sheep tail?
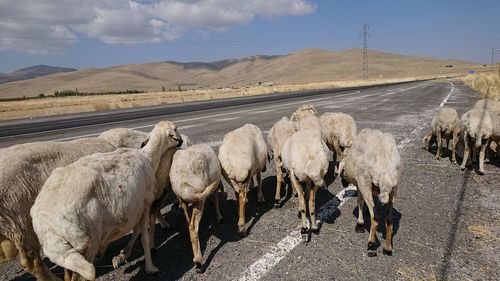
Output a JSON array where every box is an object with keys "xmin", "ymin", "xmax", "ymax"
[
  {"xmin": 378, "ymin": 172, "xmax": 396, "ymax": 205},
  {"xmin": 42, "ymin": 232, "xmax": 95, "ymax": 280},
  {"xmin": 181, "ymin": 180, "xmax": 221, "ymax": 202}
]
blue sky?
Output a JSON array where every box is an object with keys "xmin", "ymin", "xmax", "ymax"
[{"xmin": 0, "ymin": 0, "xmax": 499, "ymax": 72}]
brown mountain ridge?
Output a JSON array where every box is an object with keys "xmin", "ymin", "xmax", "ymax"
[{"xmin": 0, "ymin": 48, "xmax": 482, "ymax": 98}]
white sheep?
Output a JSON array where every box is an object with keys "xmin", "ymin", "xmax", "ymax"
[
  {"xmin": 281, "ymin": 128, "xmax": 329, "ymax": 241},
  {"xmin": 170, "ymin": 144, "xmax": 222, "ymax": 271},
  {"xmin": 218, "ymin": 124, "xmax": 267, "ymax": 236},
  {"xmin": 423, "ymin": 107, "xmax": 461, "ymax": 163},
  {"xmin": 290, "ymin": 104, "xmax": 318, "ymax": 124},
  {"xmin": 0, "ymin": 137, "xmax": 116, "ymax": 281},
  {"xmin": 460, "ymin": 109, "xmax": 493, "ymax": 174},
  {"xmin": 319, "ymin": 112, "xmax": 357, "ymax": 169},
  {"xmin": 473, "ymin": 99, "xmax": 500, "ymax": 159},
  {"xmin": 99, "ymin": 128, "xmax": 192, "ymax": 149},
  {"xmin": 31, "ymin": 121, "xmax": 183, "ymax": 281},
  {"xmin": 267, "ymin": 117, "xmax": 297, "ymax": 207},
  {"xmin": 341, "ymin": 128, "xmax": 401, "ymax": 257}
]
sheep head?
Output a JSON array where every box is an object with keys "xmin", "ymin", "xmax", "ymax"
[{"xmin": 141, "ymin": 121, "xmax": 183, "ymax": 150}]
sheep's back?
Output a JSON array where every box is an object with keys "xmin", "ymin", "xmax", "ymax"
[
  {"xmin": 0, "ymin": 138, "xmax": 115, "ymax": 242},
  {"xmin": 345, "ymin": 129, "xmax": 401, "ymax": 199},
  {"xmin": 268, "ymin": 117, "xmax": 295, "ymax": 157},
  {"xmin": 170, "ymin": 144, "xmax": 220, "ymax": 197}
]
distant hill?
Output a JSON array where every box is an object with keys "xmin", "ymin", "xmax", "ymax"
[
  {"xmin": 0, "ymin": 49, "xmax": 484, "ymax": 98},
  {"xmin": 0, "ymin": 65, "xmax": 77, "ymax": 84}
]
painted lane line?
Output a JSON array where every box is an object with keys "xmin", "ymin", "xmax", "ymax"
[
  {"xmin": 51, "ymin": 124, "xmax": 202, "ymax": 142},
  {"xmin": 238, "ymin": 184, "xmax": 357, "ymax": 281},
  {"xmin": 439, "ymin": 81, "xmax": 454, "ymax": 108},
  {"xmin": 236, "ymin": 81, "xmax": 453, "ymax": 281}
]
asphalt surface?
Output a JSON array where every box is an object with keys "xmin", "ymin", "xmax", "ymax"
[{"xmin": 1, "ymin": 80, "xmax": 498, "ymax": 281}]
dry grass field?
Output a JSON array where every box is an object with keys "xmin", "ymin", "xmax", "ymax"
[
  {"xmin": 461, "ymin": 72, "xmax": 500, "ymax": 100},
  {"xmin": 0, "ymin": 48, "xmax": 489, "ymax": 120},
  {"xmin": 0, "ymin": 75, "xmax": 463, "ymax": 120}
]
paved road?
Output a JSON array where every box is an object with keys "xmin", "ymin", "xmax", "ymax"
[{"xmin": 1, "ymin": 80, "xmax": 498, "ymax": 281}]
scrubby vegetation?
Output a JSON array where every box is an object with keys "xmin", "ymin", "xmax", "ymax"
[
  {"xmin": 461, "ymin": 72, "xmax": 500, "ymax": 100},
  {"xmin": 0, "ymin": 89, "xmax": 144, "ymax": 102}
]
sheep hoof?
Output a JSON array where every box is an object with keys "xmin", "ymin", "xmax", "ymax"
[
  {"xmin": 300, "ymin": 228, "xmax": 309, "ymax": 243},
  {"xmin": 382, "ymin": 248, "xmax": 393, "ymax": 256},
  {"xmin": 194, "ymin": 262, "xmax": 203, "ymax": 273},
  {"xmin": 146, "ymin": 265, "xmax": 160, "ymax": 276},
  {"xmin": 311, "ymin": 227, "xmax": 319, "ymax": 235},
  {"xmin": 367, "ymin": 242, "xmax": 377, "ymax": 257},
  {"xmin": 460, "ymin": 166, "xmax": 466, "ymax": 170},
  {"xmin": 451, "ymin": 160, "xmax": 457, "ymax": 164},
  {"xmin": 237, "ymin": 230, "xmax": 247, "ymax": 238},
  {"xmin": 112, "ymin": 255, "xmax": 125, "ymax": 269},
  {"xmin": 355, "ymin": 223, "xmax": 365, "ymax": 233},
  {"xmin": 477, "ymin": 170, "xmax": 485, "ymax": 175},
  {"xmin": 435, "ymin": 156, "xmax": 440, "ymax": 160}
]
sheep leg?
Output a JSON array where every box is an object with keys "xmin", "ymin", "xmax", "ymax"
[
  {"xmin": 333, "ymin": 140, "xmax": 342, "ymax": 161},
  {"xmin": 451, "ymin": 131, "xmax": 458, "ymax": 164},
  {"xmin": 478, "ymin": 143, "xmax": 487, "ymax": 175},
  {"xmin": 355, "ymin": 194, "xmax": 365, "ymax": 233},
  {"xmin": 112, "ymin": 224, "xmax": 142, "ymax": 268},
  {"xmin": 290, "ymin": 171, "xmax": 308, "ymax": 242},
  {"xmin": 309, "ymin": 183, "xmax": 320, "ymax": 234},
  {"xmin": 94, "ymin": 242, "xmax": 109, "ymax": 262},
  {"xmin": 16, "ymin": 242, "xmax": 60, "ymax": 281},
  {"xmin": 256, "ymin": 172, "xmax": 265, "ymax": 203},
  {"xmin": 362, "ymin": 188, "xmax": 378, "ymax": 257},
  {"xmin": 461, "ymin": 135, "xmax": 470, "ymax": 170},
  {"xmin": 0, "ymin": 235, "xmax": 18, "ymax": 263},
  {"xmin": 422, "ymin": 130, "xmax": 432, "ymax": 150},
  {"xmin": 189, "ymin": 201, "xmax": 205, "ymax": 272},
  {"xmin": 140, "ymin": 208, "xmax": 159, "ymax": 275},
  {"xmin": 210, "ymin": 191, "xmax": 223, "ymax": 224},
  {"xmin": 472, "ymin": 144, "xmax": 477, "ymax": 164},
  {"xmin": 237, "ymin": 188, "xmax": 248, "ymax": 236},
  {"xmin": 435, "ymin": 130, "xmax": 442, "ymax": 160},
  {"xmin": 274, "ymin": 158, "xmax": 284, "ymax": 207},
  {"xmin": 383, "ymin": 192, "xmax": 395, "ymax": 256}
]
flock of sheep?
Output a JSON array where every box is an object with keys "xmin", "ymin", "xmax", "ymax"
[
  {"xmin": 422, "ymin": 99, "xmax": 500, "ymax": 175},
  {"xmin": 0, "ymin": 97, "xmax": 498, "ymax": 281}
]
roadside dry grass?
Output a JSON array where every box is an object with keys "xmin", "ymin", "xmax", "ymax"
[
  {"xmin": 0, "ymin": 75, "xmax": 460, "ymax": 121},
  {"xmin": 461, "ymin": 72, "xmax": 500, "ymax": 100}
]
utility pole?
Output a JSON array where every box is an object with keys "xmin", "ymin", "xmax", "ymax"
[
  {"xmin": 360, "ymin": 24, "xmax": 370, "ymax": 79},
  {"xmin": 492, "ymin": 48, "xmax": 500, "ymax": 77}
]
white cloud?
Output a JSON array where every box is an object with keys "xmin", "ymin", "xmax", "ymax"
[{"xmin": 0, "ymin": 0, "xmax": 316, "ymax": 54}]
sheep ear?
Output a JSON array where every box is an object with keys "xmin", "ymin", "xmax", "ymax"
[{"xmin": 141, "ymin": 137, "xmax": 150, "ymax": 148}]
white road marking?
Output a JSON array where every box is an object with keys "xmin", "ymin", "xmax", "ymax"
[
  {"xmin": 439, "ymin": 81, "xmax": 454, "ymax": 108},
  {"xmin": 50, "ymin": 124, "xmax": 202, "ymax": 142},
  {"xmin": 214, "ymin": 117, "xmax": 240, "ymax": 122},
  {"xmin": 237, "ymin": 81, "xmax": 454, "ymax": 281},
  {"xmin": 397, "ymin": 81, "xmax": 454, "ymax": 151}
]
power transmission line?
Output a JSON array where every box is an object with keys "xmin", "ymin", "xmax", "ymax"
[{"xmin": 360, "ymin": 24, "xmax": 370, "ymax": 79}]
